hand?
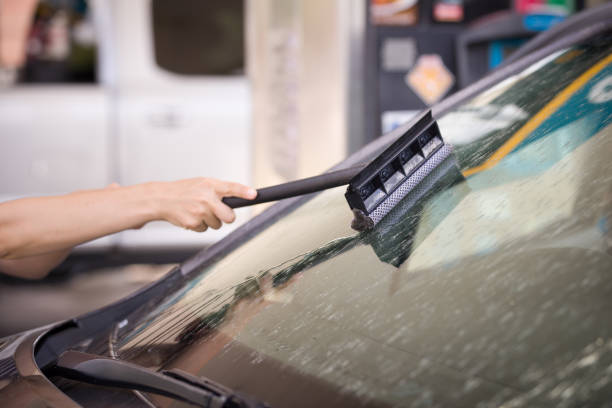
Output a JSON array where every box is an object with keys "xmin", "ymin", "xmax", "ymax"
[{"xmin": 153, "ymin": 178, "xmax": 257, "ymax": 232}]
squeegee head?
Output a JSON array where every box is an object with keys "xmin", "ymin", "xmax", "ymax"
[{"xmin": 345, "ymin": 110, "xmax": 452, "ymax": 231}]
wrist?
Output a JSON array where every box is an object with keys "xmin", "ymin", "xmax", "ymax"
[{"xmin": 131, "ymin": 182, "xmax": 166, "ymax": 222}]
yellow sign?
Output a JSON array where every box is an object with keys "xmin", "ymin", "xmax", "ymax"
[{"xmin": 406, "ymin": 54, "xmax": 454, "ymax": 105}]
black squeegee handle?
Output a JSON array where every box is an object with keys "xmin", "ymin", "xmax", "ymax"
[{"xmin": 222, "ymin": 165, "xmax": 365, "ymax": 209}]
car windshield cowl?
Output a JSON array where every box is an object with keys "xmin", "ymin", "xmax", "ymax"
[{"xmin": 45, "ymin": 350, "xmax": 270, "ymax": 408}]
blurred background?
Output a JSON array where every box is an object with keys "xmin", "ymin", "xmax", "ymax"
[{"xmin": 0, "ymin": 0, "xmax": 607, "ymax": 336}]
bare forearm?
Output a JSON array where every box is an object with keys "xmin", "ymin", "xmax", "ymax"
[
  {"xmin": 0, "ymin": 178, "xmax": 256, "ymax": 263},
  {"xmin": 0, "ymin": 183, "xmax": 160, "ymax": 259},
  {"xmin": 0, "ymin": 249, "xmax": 71, "ymax": 279}
]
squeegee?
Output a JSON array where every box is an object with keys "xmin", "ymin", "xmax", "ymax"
[{"xmin": 222, "ymin": 110, "xmax": 453, "ymax": 231}]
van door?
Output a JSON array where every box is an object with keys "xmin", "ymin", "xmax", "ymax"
[{"xmin": 97, "ymin": 0, "xmax": 251, "ymax": 249}]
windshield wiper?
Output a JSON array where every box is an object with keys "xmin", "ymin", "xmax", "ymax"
[{"xmin": 45, "ymin": 350, "xmax": 269, "ymax": 408}]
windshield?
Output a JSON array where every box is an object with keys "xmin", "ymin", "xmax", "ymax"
[{"xmin": 64, "ymin": 37, "xmax": 612, "ymax": 407}]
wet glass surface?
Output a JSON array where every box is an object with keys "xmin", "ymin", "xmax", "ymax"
[{"xmin": 63, "ymin": 39, "xmax": 612, "ymax": 407}]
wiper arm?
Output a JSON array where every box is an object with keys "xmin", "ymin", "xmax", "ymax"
[{"xmin": 45, "ymin": 350, "xmax": 269, "ymax": 408}]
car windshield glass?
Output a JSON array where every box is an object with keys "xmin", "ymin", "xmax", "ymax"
[{"xmin": 79, "ymin": 37, "xmax": 612, "ymax": 407}]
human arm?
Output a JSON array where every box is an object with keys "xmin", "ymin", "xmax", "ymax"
[
  {"xmin": 0, "ymin": 178, "xmax": 256, "ymax": 261},
  {"xmin": 0, "ymin": 249, "xmax": 70, "ymax": 280}
]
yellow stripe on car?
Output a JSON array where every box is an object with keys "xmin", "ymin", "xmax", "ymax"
[{"xmin": 463, "ymin": 52, "xmax": 612, "ymax": 177}]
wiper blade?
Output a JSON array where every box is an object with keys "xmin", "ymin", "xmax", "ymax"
[{"xmin": 45, "ymin": 350, "xmax": 269, "ymax": 408}]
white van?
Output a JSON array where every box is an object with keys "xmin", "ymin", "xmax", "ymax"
[{"xmin": 0, "ymin": 0, "xmax": 251, "ymax": 255}]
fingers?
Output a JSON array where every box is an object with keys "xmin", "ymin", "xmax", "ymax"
[
  {"xmin": 213, "ymin": 180, "xmax": 257, "ymax": 200},
  {"xmin": 206, "ymin": 180, "xmax": 254, "ymax": 227},
  {"xmin": 209, "ymin": 180, "xmax": 253, "ymax": 226},
  {"xmin": 183, "ymin": 205, "xmax": 222, "ymax": 231},
  {"xmin": 201, "ymin": 211, "xmax": 222, "ymax": 230},
  {"xmin": 191, "ymin": 222, "xmax": 208, "ymax": 233},
  {"xmin": 161, "ymin": 178, "xmax": 251, "ymax": 233},
  {"xmin": 210, "ymin": 199, "xmax": 236, "ymax": 224}
]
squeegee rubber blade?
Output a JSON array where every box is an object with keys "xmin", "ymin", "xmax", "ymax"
[{"xmin": 368, "ymin": 144, "xmax": 453, "ymax": 227}]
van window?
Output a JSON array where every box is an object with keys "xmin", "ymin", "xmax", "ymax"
[
  {"xmin": 152, "ymin": 0, "xmax": 244, "ymax": 76},
  {"xmin": 21, "ymin": 0, "xmax": 97, "ymax": 83}
]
